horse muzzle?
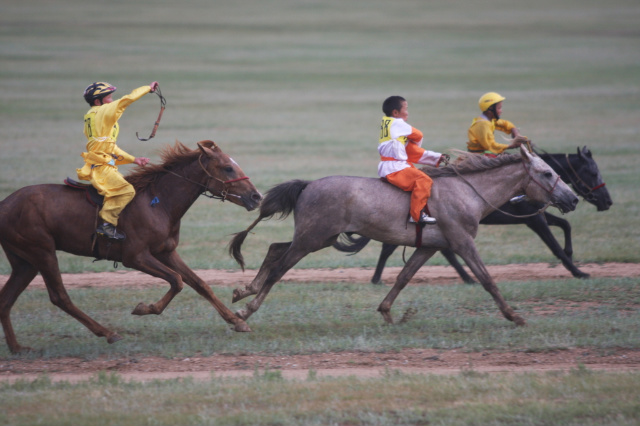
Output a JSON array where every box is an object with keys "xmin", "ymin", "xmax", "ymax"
[{"xmin": 553, "ymin": 192, "xmax": 579, "ymax": 214}]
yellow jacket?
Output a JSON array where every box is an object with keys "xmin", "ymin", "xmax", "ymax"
[
  {"xmin": 77, "ymin": 85, "xmax": 150, "ymax": 180},
  {"xmin": 467, "ymin": 116, "xmax": 516, "ymax": 154}
]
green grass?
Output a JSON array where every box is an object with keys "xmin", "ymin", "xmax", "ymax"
[
  {"xmin": 2, "ymin": 369, "xmax": 640, "ymax": 426},
  {"xmin": 1, "ymin": 277, "xmax": 640, "ymax": 425},
  {"xmin": 1, "ymin": 277, "xmax": 638, "ymax": 359}
]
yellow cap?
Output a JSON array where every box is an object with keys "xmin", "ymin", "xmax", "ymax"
[{"xmin": 478, "ymin": 92, "xmax": 505, "ymax": 112}]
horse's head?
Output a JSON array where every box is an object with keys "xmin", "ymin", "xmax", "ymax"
[
  {"xmin": 197, "ymin": 141, "xmax": 263, "ymax": 211},
  {"xmin": 572, "ymin": 146, "xmax": 612, "ymax": 211},
  {"xmin": 520, "ymin": 146, "xmax": 579, "ymax": 214}
]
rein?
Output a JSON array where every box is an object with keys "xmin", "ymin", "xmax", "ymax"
[
  {"xmin": 449, "ymin": 159, "xmax": 552, "ymax": 219},
  {"xmin": 164, "ymin": 154, "xmax": 250, "ymax": 201},
  {"xmin": 137, "ymin": 84, "xmax": 166, "ymax": 141}
]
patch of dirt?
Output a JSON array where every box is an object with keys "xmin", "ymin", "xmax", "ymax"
[{"xmin": 1, "ymin": 262, "xmax": 639, "ymax": 383}]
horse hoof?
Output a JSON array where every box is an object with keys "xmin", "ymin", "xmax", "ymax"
[
  {"xmin": 11, "ymin": 345, "xmax": 35, "ymax": 354},
  {"xmin": 131, "ymin": 302, "xmax": 150, "ymax": 315},
  {"xmin": 107, "ymin": 334, "xmax": 123, "ymax": 344},
  {"xmin": 513, "ymin": 316, "xmax": 526, "ymax": 326},
  {"xmin": 234, "ymin": 321, "xmax": 252, "ymax": 332}
]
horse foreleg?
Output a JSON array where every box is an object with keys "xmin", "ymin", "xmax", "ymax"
[
  {"xmin": 527, "ymin": 213, "xmax": 588, "ymax": 279},
  {"xmin": 455, "ymin": 243, "xmax": 526, "ymax": 326},
  {"xmin": 0, "ymin": 252, "xmax": 39, "ymax": 353},
  {"xmin": 158, "ymin": 251, "xmax": 251, "ymax": 332},
  {"xmin": 377, "ymin": 247, "xmax": 438, "ymax": 324},
  {"xmin": 371, "ymin": 243, "xmax": 398, "ymax": 285},
  {"xmin": 232, "ymin": 242, "xmax": 291, "ymax": 303},
  {"xmin": 127, "ymin": 252, "xmax": 186, "ymax": 316}
]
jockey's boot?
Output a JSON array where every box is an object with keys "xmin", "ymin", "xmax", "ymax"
[
  {"xmin": 509, "ymin": 195, "xmax": 528, "ymax": 204},
  {"xmin": 96, "ymin": 222, "xmax": 126, "ymax": 240},
  {"xmin": 409, "ymin": 212, "xmax": 437, "ymax": 225}
]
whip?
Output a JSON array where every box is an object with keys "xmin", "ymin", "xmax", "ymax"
[{"xmin": 137, "ymin": 84, "xmax": 166, "ymax": 141}]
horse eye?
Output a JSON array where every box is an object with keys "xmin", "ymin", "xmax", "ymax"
[
  {"xmin": 544, "ymin": 172, "xmax": 553, "ymax": 179},
  {"xmin": 225, "ymin": 166, "xmax": 234, "ymax": 173}
]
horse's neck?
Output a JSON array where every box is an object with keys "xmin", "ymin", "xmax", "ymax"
[
  {"xmin": 151, "ymin": 166, "xmax": 205, "ymax": 220},
  {"xmin": 457, "ymin": 161, "xmax": 528, "ymax": 214}
]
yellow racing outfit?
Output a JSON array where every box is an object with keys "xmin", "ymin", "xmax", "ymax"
[
  {"xmin": 77, "ymin": 85, "xmax": 151, "ymax": 226},
  {"xmin": 466, "ymin": 115, "xmax": 517, "ymax": 155}
]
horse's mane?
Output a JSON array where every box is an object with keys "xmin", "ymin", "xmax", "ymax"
[
  {"xmin": 126, "ymin": 141, "xmax": 200, "ymax": 192},
  {"xmin": 421, "ymin": 150, "xmax": 522, "ymax": 178}
]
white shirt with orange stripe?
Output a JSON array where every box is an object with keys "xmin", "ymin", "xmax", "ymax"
[{"xmin": 378, "ymin": 116, "xmax": 441, "ymax": 178}]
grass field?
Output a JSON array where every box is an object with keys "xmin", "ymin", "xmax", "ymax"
[{"xmin": 1, "ymin": 0, "xmax": 640, "ymax": 424}]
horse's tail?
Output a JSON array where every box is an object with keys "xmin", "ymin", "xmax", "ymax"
[
  {"xmin": 332, "ymin": 233, "xmax": 372, "ymax": 255},
  {"xmin": 229, "ymin": 179, "xmax": 311, "ymax": 270}
]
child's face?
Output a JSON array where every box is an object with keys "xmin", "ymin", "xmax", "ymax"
[
  {"xmin": 393, "ymin": 101, "xmax": 409, "ymax": 121},
  {"xmin": 494, "ymin": 101, "xmax": 503, "ymax": 117}
]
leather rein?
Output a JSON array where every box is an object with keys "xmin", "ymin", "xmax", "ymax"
[{"xmin": 449, "ymin": 156, "xmax": 556, "ymax": 219}]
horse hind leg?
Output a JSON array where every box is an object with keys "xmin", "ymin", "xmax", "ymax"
[
  {"xmin": 232, "ymin": 242, "xmax": 291, "ymax": 303},
  {"xmin": 378, "ymin": 247, "xmax": 438, "ymax": 324},
  {"xmin": 0, "ymin": 252, "xmax": 39, "ymax": 353},
  {"xmin": 36, "ymin": 252, "xmax": 123, "ymax": 344},
  {"xmin": 235, "ymin": 242, "xmax": 313, "ymax": 321}
]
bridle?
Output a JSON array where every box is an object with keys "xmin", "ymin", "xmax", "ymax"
[
  {"xmin": 535, "ymin": 148, "xmax": 606, "ymax": 202},
  {"xmin": 521, "ymin": 160, "xmax": 561, "ymax": 196},
  {"xmin": 164, "ymin": 154, "xmax": 250, "ymax": 201},
  {"xmin": 561, "ymin": 154, "xmax": 605, "ymax": 202}
]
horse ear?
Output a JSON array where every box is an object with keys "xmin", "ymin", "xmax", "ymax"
[
  {"xmin": 197, "ymin": 140, "xmax": 219, "ymax": 155},
  {"xmin": 520, "ymin": 144, "xmax": 533, "ymax": 163},
  {"xmin": 578, "ymin": 146, "xmax": 591, "ymax": 160}
]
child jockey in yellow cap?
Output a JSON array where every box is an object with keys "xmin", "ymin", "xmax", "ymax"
[
  {"xmin": 467, "ymin": 91, "xmax": 530, "ymax": 202},
  {"xmin": 77, "ymin": 81, "xmax": 157, "ymax": 240}
]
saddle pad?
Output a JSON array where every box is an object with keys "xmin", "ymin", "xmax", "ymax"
[{"xmin": 64, "ymin": 178, "xmax": 104, "ymax": 207}]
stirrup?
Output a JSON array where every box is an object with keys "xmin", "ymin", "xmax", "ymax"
[{"xmin": 96, "ymin": 223, "xmax": 126, "ymax": 240}]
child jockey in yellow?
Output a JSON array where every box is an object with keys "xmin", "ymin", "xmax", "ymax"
[
  {"xmin": 467, "ymin": 92, "xmax": 528, "ymax": 156},
  {"xmin": 467, "ymin": 92, "xmax": 530, "ymax": 202},
  {"xmin": 77, "ymin": 81, "xmax": 157, "ymax": 240},
  {"xmin": 378, "ymin": 96, "xmax": 446, "ymax": 225}
]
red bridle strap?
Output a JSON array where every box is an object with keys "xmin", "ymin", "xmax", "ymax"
[{"xmin": 224, "ymin": 176, "xmax": 250, "ymax": 184}]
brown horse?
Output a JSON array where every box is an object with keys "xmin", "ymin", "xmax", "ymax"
[{"xmin": 0, "ymin": 140, "xmax": 262, "ymax": 353}]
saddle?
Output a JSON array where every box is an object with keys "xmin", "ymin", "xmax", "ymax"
[{"xmin": 64, "ymin": 178, "xmax": 104, "ymax": 207}]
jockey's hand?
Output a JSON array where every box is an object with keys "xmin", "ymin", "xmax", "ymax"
[
  {"xmin": 149, "ymin": 81, "xmax": 159, "ymax": 92},
  {"xmin": 513, "ymin": 135, "xmax": 530, "ymax": 145},
  {"xmin": 438, "ymin": 154, "xmax": 450, "ymax": 167},
  {"xmin": 134, "ymin": 157, "xmax": 150, "ymax": 167}
]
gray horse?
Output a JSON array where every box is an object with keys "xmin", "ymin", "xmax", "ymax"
[{"xmin": 229, "ymin": 146, "xmax": 578, "ymax": 326}]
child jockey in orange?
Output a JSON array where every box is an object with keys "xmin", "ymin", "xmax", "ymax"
[{"xmin": 378, "ymin": 96, "xmax": 446, "ymax": 225}]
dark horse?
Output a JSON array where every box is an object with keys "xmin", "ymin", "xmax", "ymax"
[
  {"xmin": 229, "ymin": 147, "xmax": 578, "ymax": 326},
  {"xmin": 0, "ymin": 141, "xmax": 262, "ymax": 353},
  {"xmin": 335, "ymin": 146, "xmax": 612, "ymax": 284}
]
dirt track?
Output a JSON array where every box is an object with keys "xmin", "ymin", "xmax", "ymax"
[{"xmin": 1, "ymin": 262, "xmax": 639, "ymax": 383}]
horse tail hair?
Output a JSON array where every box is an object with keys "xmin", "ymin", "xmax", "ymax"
[
  {"xmin": 332, "ymin": 233, "xmax": 372, "ymax": 255},
  {"xmin": 228, "ymin": 179, "xmax": 311, "ymax": 270}
]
